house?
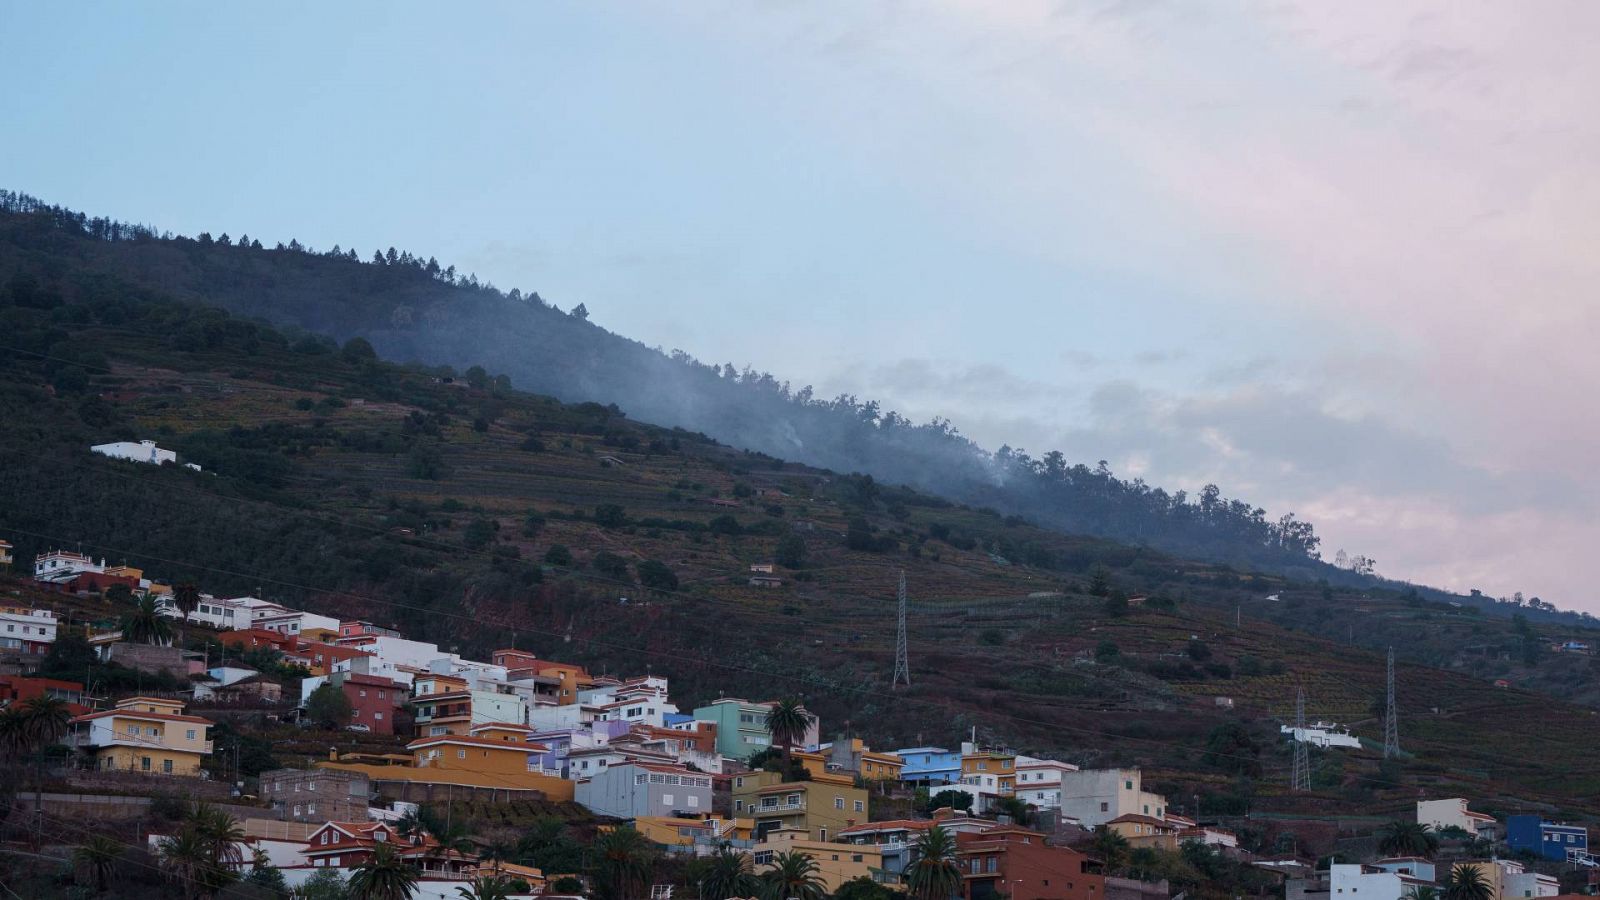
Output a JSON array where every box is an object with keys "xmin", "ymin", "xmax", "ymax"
[
  {"xmin": 632, "ymin": 815, "xmax": 752, "ymax": 852},
  {"xmin": 1281, "ymin": 721, "xmax": 1362, "ymax": 749},
  {"xmin": 1556, "ymin": 641, "xmax": 1591, "ymax": 654},
  {"xmin": 1507, "ymin": 815, "xmax": 1588, "ymax": 862},
  {"xmin": 32, "ymin": 549, "xmax": 103, "ymax": 580},
  {"xmin": 750, "ymin": 563, "xmax": 776, "ymax": 574},
  {"xmin": 1329, "ymin": 863, "xmax": 1433, "ymax": 900},
  {"xmin": 731, "ymin": 770, "xmax": 869, "ymax": 842},
  {"xmin": 823, "ymin": 737, "xmax": 904, "ymax": 781},
  {"xmin": 0, "ymin": 675, "xmax": 88, "ymax": 714},
  {"xmin": 68, "ymin": 696, "xmax": 213, "ymax": 776},
  {"xmin": 956, "ymin": 825, "xmax": 1104, "ymax": 900},
  {"xmin": 1373, "ymin": 858, "xmax": 1435, "ymax": 882},
  {"xmin": 748, "ymin": 575, "xmax": 784, "ymax": 588},
  {"xmin": 487, "ymin": 651, "xmax": 593, "ymax": 706},
  {"xmin": 410, "ymin": 672, "xmax": 526, "ymax": 737},
  {"xmin": 753, "ymin": 826, "xmax": 887, "ymax": 892},
  {"xmin": 1054, "ymin": 768, "xmax": 1167, "ymax": 829},
  {"xmin": 1014, "ymin": 758, "xmax": 1081, "ymax": 809},
  {"xmin": 576, "ymin": 761, "xmax": 714, "ymax": 818},
  {"xmin": 339, "ymin": 620, "xmax": 403, "ymax": 640},
  {"xmin": 0, "ymin": 606, "xmax": 57, "ymax": 655},
  {"xmin": 839, "ymin": 819, "xmax": 934, "ymax": 879},
  {"xmin": 692, "ymin": 698, "xmax": 777, "ymax": 759},
  {"xmin": 1106, "ymin": 814, "xmax": 1182, "ymax": 848},
  {"xmin": 0, "ymin": 538, "xmax": 12, "ymax": 570},
  {"xmin": 334, "ymin": 673, "xmax": 404, "ymax": 735},
  {"xmin": 1450, "ymin": 859, "xmax": 1560, "ymax": 900},
  {"xmin": 255, "ymin": 608, "xmax": 340, "ymax": 639},
  {"xmin": 895, "ymin": 746, "xmax": 962, "ymax": 785},
  {"xmin": 960, "ymin": 743, "xmax": 1019, "ymax": 805},
  {"xmin": 1417, "ymin": 799, "xmax": 1497, "ymax": 839},
  {"xmin": 301, "ymin": 820, "xmax": 471, "ymax": 877},
  {"xmin": 261, "ymin": 768, "xmax": 372, "ymax": 823},
  {"xmin": 90, "ymin": 439, "xmax": 183, "ymax": 467}
]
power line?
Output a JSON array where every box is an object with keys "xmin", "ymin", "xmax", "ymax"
[
  {"xmin": 892, "ymin": 569, "xmax": 910, "ymax": 689},
  {"xmin": 1384, "ymin": 645, "xmax": 1400, "ymax": 759},
  {"xmin": 1291, "ymin": 685, "xmax": 1308, "ymax": 793}
]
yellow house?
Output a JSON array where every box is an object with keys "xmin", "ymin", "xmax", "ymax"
[
  {"xmin": 732, "ymin": 770, "xmax": 870, "ymax": 842},
  {"xmin": 68, "ymin": 697, "xmax": 213, "ymax": 776},
  {"xmin": 633, "ymin": 815, "xmax": 754, "ymax": 848},
  {"xmin": 961, "ymin": 747, "xmax": 1016, "ymax": 796},
  {"xmin": 102, "ymin": 565, "xmax": 143, "ymax": 581},
  {"xmin": 317, "ymin": 734, "xmax": 576, "ymax": 800},
  {"xmin": 754, "ymin": 826, "xmax": 886, "ymax": 892},
  {"xmin": 798, "ymin": 739, "xmax": 903, "ymax": 782}
]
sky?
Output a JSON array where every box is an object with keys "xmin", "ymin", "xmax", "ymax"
[{"xmin": 3, "ymin": 1, "xmax": 1596, "ymax": 608}]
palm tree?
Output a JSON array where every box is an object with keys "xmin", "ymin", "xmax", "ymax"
[
  {"xmin": 1089, "ymin": 825, "xmax": 1131, "ymax": 875},
  {"xmin": 189, "ymin": 802, "xmax": 246, "ymax": 870},
  {"xmin": 702, "ymin": 843, "xmax": 758, "ymax": 900},
  {"xmin": 123, "ymin": 594, "xmax": 173, "ymax": 646},
  {"xmin": 158, "ymin": 827, "xmax": 233, "ymax": 899},
  {"xmin": 172, "ymin": 581, "xmax": 201, "ymax": 646},
  {"xmin": 14, "ymin": 695, "xmax": 71, "ymax": 848},
  {"xmin": 593, "ymin": 825, "xmax": 655, "ymax": 900},
  {"xmin": 456, "ymin": 875, "xmax": 515, "ymax": 900},
  {"xmin": 763, "ymin": 698, "xmax": 814, "ymax": 769},
  {"xmin": 759, "ymin": 850, "xmax": 826, "ymax": 900},
  {"xmin": 72, "ymin": 834, "xmax": 124, "ymax": 894},
  {"xmin": 1444, "ymin": 864, "xmax": 1494, "ymax": 900},
  {"xmin": 992, "ymin": 796, "xmax": 1032, "ymax": 828},
  {"xmin": 349, "ymin": 841, "xmax": 420, "ymax": 900},
  {"xmin": 906, "ymin": 826, "xmax": 963, "ymax": 900},
  {"xmin": 1377, "ymin": 821, "xmax": 1440, "ymax": 859}
]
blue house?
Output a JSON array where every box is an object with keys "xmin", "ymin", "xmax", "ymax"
[
  {"xmin": 894, "ymin": 746, "xmax": 961, "ymax": 785},
  {"xmin": 1507, "ymin": 815, "xmax": 1588, "ymax": 861}
]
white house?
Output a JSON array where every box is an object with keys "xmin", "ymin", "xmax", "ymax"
[
  {"xmin": 91, "ymin": 439, "xmax": 198, "ymax": 470},
  {"xmin": 1281, "ymin": 721, "xmax": 1362, "ymax": 749},
  {"xmin": 1330, "ymin": 863, "xmax": 1431, "ymax": 900},
  {"xmin": 1056, "ymin": 767, "xmax": 1168, "ymax": 829},
  {"xmin": 33, "ymin": 550, "xmax": 104, "ymax": 581},
  {"xmin": 0, "ymin": 606, "xmax": 58, "ymax": 655},
  {"xmin": 1014, "ymin": 757, "xmax": 1080, "ymax": 809},
  {"xmin": 208, "ymin": 666, "xmax": 261, "ymax": 687},
  {"xmin": 1417, "ymin": 798, "xmax": 1497, "ymax": 838},
  {"xmin": 255, "ymin": 609, "xmax": 340, "ymax": 638}
]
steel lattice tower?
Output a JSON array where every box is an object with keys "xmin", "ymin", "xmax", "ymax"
[
  {"xmin": 1384, "ymin": 646, "xmax": 1400, "ymax": 758},
  {"xmin": 892, "ymin": 569, "xmax": 911, "ymax": 688},
  {"xmin": 1292, "ymin": 685, "xmax": 1310, "ymax": 792}
]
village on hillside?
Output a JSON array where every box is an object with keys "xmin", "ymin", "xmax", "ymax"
[{"xmin": 0, "ymin": 539, "xmax": 1596, "ymax": 900}]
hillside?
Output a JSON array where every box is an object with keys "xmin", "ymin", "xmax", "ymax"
[
  {"xmin": 1, "ymin": 260, "xmax": 1599, "ymax": 824},
  {"xmin": 0, "ymin": 191, "xmax": 1370, "ymax": 585}
]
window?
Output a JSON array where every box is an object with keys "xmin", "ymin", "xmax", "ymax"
[
  {"xmin": 819, "ymin": 829, "xmax": 828, "ymax": 841},
  {"xmin": 986, "ymin": 857, "xmax": 997, "ymax": 873},
  {"xmin": 1100, "ymin": 802, "xmax": 1108, "ymax": 812},
  {"xmin": 375, "ymin": 712, "xmax": 384, "ymax": 720},
  {"xmin": 835, "ymin": 797, "xmax": 845, "ymax": 810},
  {"xmin": 308, "ymin": 781, "xmax": 317, "ymax": 792},
  {"xmin": 308, "ymin": 803, "xmax": 316, "ymax": 815},
  {"xmin": 687, "ymin": 796, "xmax": 700, "ymax": 808},
  {"xmin": 163, "ymin": 759, "xmax": 173, "ymax": 774},
  {"xmin": 360, "ymin": 690, "xmax": 367, "ymax": 697},
  {"xmin": 125, "ymin": 723, "xmax": 138, "ymax": 735},
  {"xmin": 735, "ymin": 800, "xmax": 744, "ymax": 812},
  {"xmin": 637, "ymin": 774, "xmax": 649, "ymax": 785},
  {"xmin": 294, "ymin": 805, "xmax": 302, "ymax": 816},
  {"xmin": 186, "ymin": 729, "xmax": 196, "ymax": 740},
  {"xmin": 1125, "ymin": 780, "xmax": 1133, "ymax": 790},
  {"xmin": 140, "ymin": 757, "xmax": 151, "ymax": 771},
  {"xmin": 853, "ymin": 855, "xmax": 864, "ymax": 863},
  {"xmin": 663, "ymin": 794, "xmax": 675, "ymax": 806},
  {"xmin": 458, "ymin": 750, "xmax": 467, "ymax": 759},
  {"xmin": 855, "ymin": 801, "xmax": 864, "ymax": 812}
]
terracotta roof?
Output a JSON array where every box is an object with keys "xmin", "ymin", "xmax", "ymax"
[
  {"xmin": 839, "ymin": 820, "xmax": 934, "ymax": 835},
  {"xmin": 72, "ymin": 709, "xmax": 213, "ymax": 725},
  {"xmin": 1107, "ymin": 814, "xmax": 1171, "ymax": 827},
  {"xmin": 407, "ymin": 734, "xmax": 549, "ymax": 752}
]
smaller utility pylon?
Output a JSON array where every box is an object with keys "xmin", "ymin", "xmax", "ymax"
[
  {"xmin": 1291, "ymin": 685, "xmax": 1310, "ymax": 792},
  {"xmin": 892, "ymin": 569, "xmax": 911, "ymax": 688},
  {"xmin": 1384, "ymin": 646, "xmax": 1400, "ymax": 758}
]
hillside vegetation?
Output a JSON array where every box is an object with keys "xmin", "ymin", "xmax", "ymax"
[{"xmin": 1, "ymin": 230, "xmax": 1599, "ymax": 824}]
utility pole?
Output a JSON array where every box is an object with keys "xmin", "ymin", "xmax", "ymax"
[
  {"xmin": 1292, "ymin": 686, "xmax": 1309, "ymax": 792},
  {"xmin": 1384, "ymin": 646, "xmax": 1400, "ymax": 758},
  {"xmin": 892, "ymin": 569, "xmax": 911, "ymax": 688}
]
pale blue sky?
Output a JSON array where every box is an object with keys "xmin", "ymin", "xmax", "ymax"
[{"xmin": 5, "ymin": 1, "xmax": 1597, "ymax": 607}]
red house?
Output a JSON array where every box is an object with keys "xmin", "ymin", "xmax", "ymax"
[
  {"xmin": 219, "ymin": 628, "xmax": 296, "ymax": 654},
  {"xmin": 956, "ymin": 826, "xmax": 1104, "ymax": 900},
  {"xmin": 303, "ymin": 820, "xmax": 473, "ymax": 876},
  {"xmin": 0, "ymin": 675, "xmax": 89, "ymax": 715},
  {"xmin": 338, "ymin": 674, "xmax": 403, "ymax": 735}
]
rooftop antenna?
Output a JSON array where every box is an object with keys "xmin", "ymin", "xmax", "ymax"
[
  {"xmin": 1384, "ymin": 646, "xmax": 1400, "ymax": 758},
  {"xmin": 1291, "ymin": 685, "xmax": 1309, "ymax": 792},
  {"xmin": 892, "ymin": 569, "xmax": 911, "ymax": 688}
]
